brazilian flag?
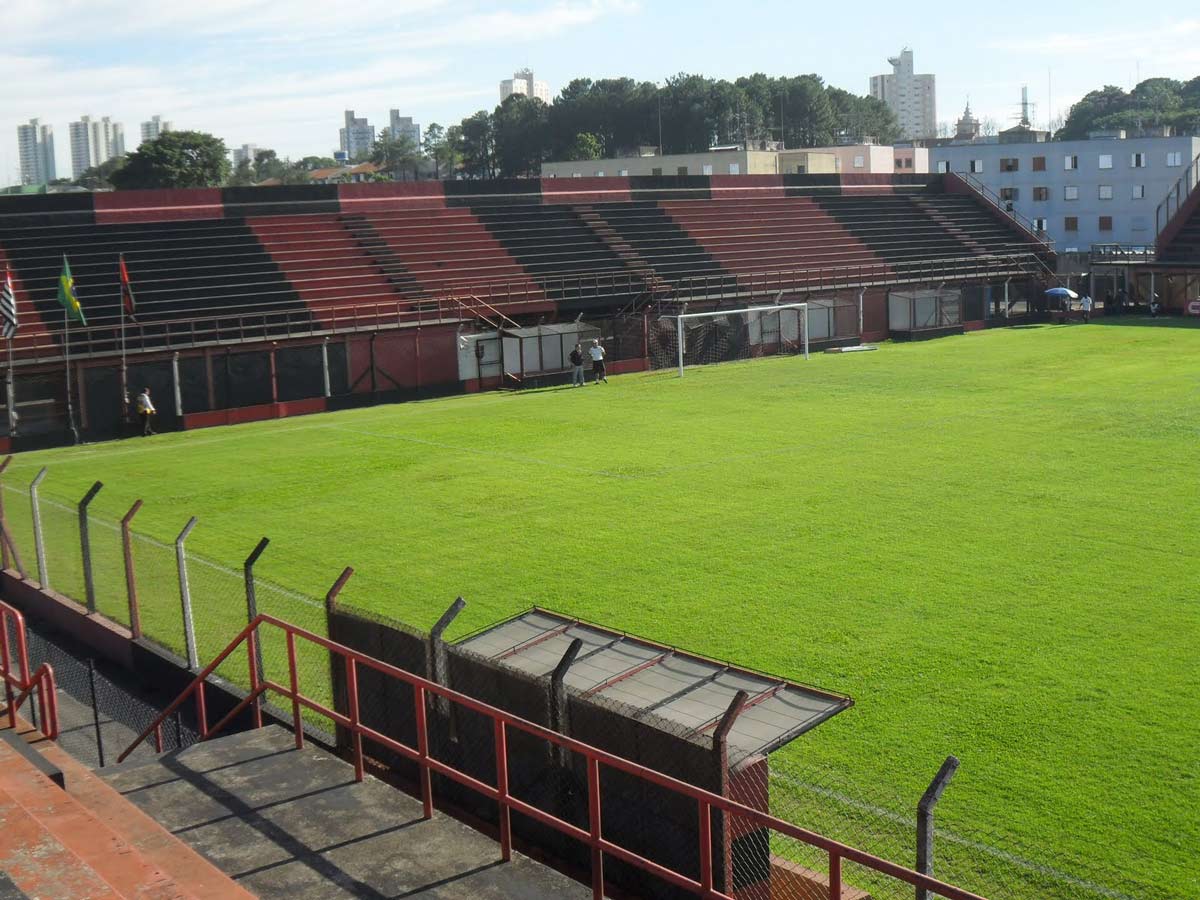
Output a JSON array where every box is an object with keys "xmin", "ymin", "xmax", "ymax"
[{"xmin": 57, "ymin": 255, "xmax": 86, "ymax": 325}]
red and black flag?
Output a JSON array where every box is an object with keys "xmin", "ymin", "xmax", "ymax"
[{"xmin": 119, "ymin": 254, "xmax": 136, "ymax": 321}]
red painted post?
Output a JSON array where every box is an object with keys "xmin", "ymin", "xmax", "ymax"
[
  {"xmin": 588, "ymin": 756, "xmax": 604, "ymax": 900},
  {"xmin": 196, "ymin": 679, "xmax": 208, "ymax": 739},
  {"xmin": 830, "ymin": 852, "xmax": 842, "ymax": 900},
  {"xmin": 246, "ymin": 627, "xmax": 263, "ymax": 729},
  {"xmin": 346, "ymin": 656, "xmax": 364, "ymax": 782},
  {"xmin": 154, "ymin": 723, "xmax": 163, "ymax": 753},
  {"xmin": 494, "ymin": 719, "xmax": 511, "ymax": 862},
  {"xmin": 698, "ymin": 799, "xmax": 713, "ymax": 893},
  {"xmin": 414, "ymin": 685, "xmax": 433, "ymax": 820},
  {"xmin": 286, "ymin": 629, "xmax": 303, "ymax": 749}
]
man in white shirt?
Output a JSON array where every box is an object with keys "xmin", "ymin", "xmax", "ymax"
[
  {"xmin": 588, "ymin": 339, "xmax": 607, "ymax": 384},
  {"xmin": 1080, "ymin": 295, "xmax": 1093, "ymax": 323},
  {"xmin": 135, "ymin": 387, "xmax": 156, "ymax": 436}
]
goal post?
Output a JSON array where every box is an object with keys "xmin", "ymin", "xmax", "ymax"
[{"xmin": 665, "ymin": 302, "xmax": 809, "ymax": 377}]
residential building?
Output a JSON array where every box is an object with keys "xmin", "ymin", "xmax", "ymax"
[
  {"xmin": 139, "ymin": 115, "xmax": 172, "ymax": 145},
  {"xmin": 388, "ymin": 112, "xmax": 421, "ymax": 147},
  {"xmin": 68, "ymin": 116, "xmax": 125, "ymax": 178},
  {"xmin": 500, "ymin": 68, "xmax": 550, "ymax": 104},
  {"xmin": 17, "ymin": 118, "xmax": 56, "ymax": 185},
  {"xmin": 231, "ymin": 144, "xmax": 259, "ymax": 167},
  {"xmin": 339, "ymin": 110, "xmax": 375, "ymax": 161},
  {"xmin": 930, "ymin": 132, "xmax": 1200, "ymax": 248},
  {"xmin": 870, "ymin": 49, "xmax": 936, "ymax": 141},
  {"xmin": 543, "ymin": 149, "xmax": 839, "ymax": 178}
]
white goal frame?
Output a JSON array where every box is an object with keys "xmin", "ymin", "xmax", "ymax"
[{"xmin": 669, "ymin": 302, "xmax": 809, "ymax": 377}]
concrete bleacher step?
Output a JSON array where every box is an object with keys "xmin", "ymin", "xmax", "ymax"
[
  {"xmin": 100, "ymin": 725, "xmax": 589, "ymax": 899},
  {"xmin": 0, "ymin": 727, "xmax": 237, "ymax": 899}
]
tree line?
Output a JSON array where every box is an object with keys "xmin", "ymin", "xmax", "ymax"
[{"xmin": 1057, "ymin": 77, "xmax": 1200, "ymax": 140}]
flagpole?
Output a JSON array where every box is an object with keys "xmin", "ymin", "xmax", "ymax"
[
  {"xmin": 5, "ymin": 337, "xmax": 15, "ymax": 437},
  {"xmin": 120, "ymin": 264, "xmax": 128, "ymax": 422},
  {"xmin": 65, "ymin": 305, "xmax": 78, "ymax": 444}
]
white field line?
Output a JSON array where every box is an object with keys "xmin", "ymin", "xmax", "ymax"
[{"xmin": 770, "ymin": 771, "xmax": 1138, "ymax": 900}]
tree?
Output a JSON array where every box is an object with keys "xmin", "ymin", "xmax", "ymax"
[
  {"xmin": 423, "ymin": 123, "xmax": 450, "ymax": 179},
  {"xmin": 110, "ymin": 131, "xmax": 230, "ymax": 189},
  {"xmin": 77, "ymin": 156, "xmax": 127, "ymax": 190},
  {"xmin": 459, "ymin": 110, "xmax": 496, "ymax": 178},
  {"xmin": 297, "ymin": 156, "xmax": 338, "ymax": 171},
  {"xmin": 566, "ymin": 132, "xmax": 603, "ymax": 161},
  {"xmin": 227, "ymin": 158, "xmax": 256, "ymax": 186},
  {"xmin": 493, "ymin": 95, "xmax": 549, "ymax": 176},
  {"xmin": 371, "ymin": 132, "xmax": 422, "ymax": 180}
]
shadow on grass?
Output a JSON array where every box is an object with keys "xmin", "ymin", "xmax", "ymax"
[{"xmin": 1095, "ymin": 316, "xmax": 1200, "ymax": 330}]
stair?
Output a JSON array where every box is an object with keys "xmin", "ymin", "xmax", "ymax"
[
  {"xmin": 575, "ymin": 206, "xmax": 672, "ymax": 299},
  {"xmin": 338, "ymin": 213, "xmax": 430, "ymax": 299},
  {"xmin": 100, "ymin": 725, "xmax": 590, "ymax": 899},
  {"xmin": 0, "ymin": 722, "xmax": 249, "ymax": 899},
  {"xmin": 908, "ymin": 197, "xmax": 988, "ymax": 254}
]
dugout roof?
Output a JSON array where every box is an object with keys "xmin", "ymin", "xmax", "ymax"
[{"xmin": 457, "ymin": 608, "xmax": 852, "ymax": 757}]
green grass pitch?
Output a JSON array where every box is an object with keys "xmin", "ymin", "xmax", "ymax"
[{"xmin": 5, "ymin": 321, "xmax": 1197, "ymax": 899}]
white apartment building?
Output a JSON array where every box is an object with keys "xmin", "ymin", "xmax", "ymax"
[
  {"xmin": 388, "ymin": 112, "xmax": 421, "ymax": 147},
  {"xmin": 230, "ymin": 144, "xmax": 259, "ymax": 167},
  {"xmin": 870, "ymin": 49, "xmax": 936, "ymax": 141},
  {"xmin": 339, "ymin": 110, "xmax": 375, "ymax": 160},
  {"xmin": 500, "ymin": 69, "xmax": 550, "ymax": 104},
  {"xmin": 17, "ymin": 118, "xmax": 56, "ymax": 185},
  {"xmin": 140, "ymin": 115, "xmax": 172, "ymax": 145},
  {"xmin": 69, "ymin": 116, "xmax": 125, "ymax": 178}
]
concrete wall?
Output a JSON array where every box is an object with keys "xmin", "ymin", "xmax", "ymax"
[
  {"xmin": 931, "ymin": 136, "xmax": 1200, "ymax": 248},
  {"xmin": 542, "ymin": 151, "xmax": 837, "ymax": 179}
]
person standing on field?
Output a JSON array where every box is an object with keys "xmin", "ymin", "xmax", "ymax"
[
  {"xmin": 135, "ymin": 387, "xmax": 156, "ymax": 436},
  {"xmin": 569, "ymin": 342, "xmax": 585, "ymax": 387},
  {"xmin": 589, "ymin": 338, "xmax": 607, "ymax": 384},
  {"xmin": 1080, "ymin": 294, "xmax": 1093, "ymax": 323}
]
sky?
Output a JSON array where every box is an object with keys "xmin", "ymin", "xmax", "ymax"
[{"xmin": 4, "ymin": 0, "xmax": 1200, "ymax": 184}]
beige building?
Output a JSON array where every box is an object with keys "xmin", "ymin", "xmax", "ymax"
[{"xmin": 543, "ymin": 149, "xmax": 838, "ymax": 178}]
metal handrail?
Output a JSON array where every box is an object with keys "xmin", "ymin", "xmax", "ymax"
[
  {"xmin": 0, "ymin": 600, "xmax": 59, "ymax": 740},
  {"xmin": 1155, "ymin": 149, "xmax": 1200, "ymax": 240},
  {"xmin": 119, "ymin": 613, "xmax": 988, "ymax": 900},
  {"xmin": 955, "ymin": 172, "xmax": 1056, "ymax": 252}
]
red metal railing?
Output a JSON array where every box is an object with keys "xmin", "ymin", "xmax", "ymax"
[
  {"xmin": 0, "ymin": 600, "xmax": 59, "ymax": 740},
  {"xmin": 120, "ymin": 614, "xmax": 987, "ymax": 900}
]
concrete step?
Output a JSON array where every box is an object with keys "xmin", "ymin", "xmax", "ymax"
[{"xmin": 102, "ymin": 725, "xmax": 590, "ymax": 899}]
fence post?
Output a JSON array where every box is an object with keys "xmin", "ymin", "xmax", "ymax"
[
  {"xmin": 713, "ymin": 690, "xmax": 748, "ymax": 896},
  {"xmin": 243, "ymin": 537, "xmax": 270, "ymax": 695},
  {"xmin": 548, "ymin": 637, "xmax": 582, "ymax": 767},
  {"xmin": 321, "ymin": 338, "xmax": 331, "ymax": 398},
  {"xmin": 121, "ymin": 500, "xmax": 144, "ymax": 638},
  {"xmin": 29, "ymin": 467, "xmax": 48, "ymax": 590},
  {"xmin": 428, "ymin": 597, "xmax": 465, "ymax": 714},
  {"xmin": 916, "ymin": 755, "xmax": 959, "ymax": 900},
  {"xmin": 77, "ymin": 481, "xmax": 103, "ymax": 614},
  {"xmin": 0, "ymin": 456, "xmax": 10, "ymax": 571},
  {"xmin": 171, "ymin": 352, "xmax": 183, "ymax": 421},
  {"xmin": 174, "ymin": 516, "xmax": 200, "ymax": 670}
]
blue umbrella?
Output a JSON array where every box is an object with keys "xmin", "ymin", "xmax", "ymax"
[{"xmin": 1045, "ymin": 287, "xmax": 1079, "ymax": 299}]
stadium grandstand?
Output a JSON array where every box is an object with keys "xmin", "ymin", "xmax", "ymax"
[{"xmin": 0, "ymin": 173, "xmax": 1053, "ymax": 448}]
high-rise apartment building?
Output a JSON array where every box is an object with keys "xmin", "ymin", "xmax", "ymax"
[
  {"xmin": 500, "ymin": 69, "xmax": 550, "ymax": 104},
  {"xmin": 870, "ymin": 49, "xmax": 936, "ymax": 141},
  {"xmin": 388, "ymin": 112, "xmax": 421, "ymax": 147},
  {"xmin": 69, "ymin": 116, "xmax": 125, "ymax": 178},
  {"xmin": 140, "ymin": 115, "xmax": 172, "ymax": 145},
  {"xmin": 339, "ymin": 110, "xmax": 375, "ymax": 160},
  {"xmin": 230, "ymin": 144, "xmax": 259, "ymax": 167},
  {"xmin": 17, "ymin": 118, "xmax": 56, "ymax": 185}
]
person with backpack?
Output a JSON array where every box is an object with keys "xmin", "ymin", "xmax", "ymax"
[{"xmin": 135, "ymin": 387, "xmax": 156, "ymax": 436}]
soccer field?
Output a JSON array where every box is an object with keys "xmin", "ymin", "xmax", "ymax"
[{"xmin": 5, "ymin": 321, "xmax": 1197, "ymax": 898}]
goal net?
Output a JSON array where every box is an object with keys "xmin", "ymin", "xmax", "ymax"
[{"xmin": 654, "ymin": 303, "xmax": 809, "ymax": 376}]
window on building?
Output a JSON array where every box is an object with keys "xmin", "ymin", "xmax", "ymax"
[
  {"xmin": 1167, "ymin": 151, "xmax": 1183, "ymax": 166},
  {"xmin": 1131, "ymin": 152, "xmax": 1147, "ymax": 168},
  {"xmin": 853, "ymin": 155, "xmax": 865, "ymax": 168},
  {"xmin": 728, "ymin": 163, "xmax": 740, "ymax": 175},
  {"xmin": 1098, "ymin": 185, "xmax": 1113, "ymax": 200},
  {"xmin": 1099, "ymin": 216, "xmax": 1113, "ymax": 231},
  {"xmin": 572, "ymin": 172, "xmax": 582, "ymax": 178},
  {"xmin": 1064, "ymin": 216, "xmax": 1079, "ymax": 231},
  {"xmin": 1132, "ymin": 215, "xmax": 1148, "ymax": 232},
  {"xmin": 702, "ymin": 164, "xmax": 713, "ymax": 176},
  {"xmin": 677, "ymin": 166, "xmax": 689, "ymax": 176},
  {"xmin": 595, "ymin": 170, "xmax": 605, "ymax": 177},
  {"xmin": 1099, "ymin": 154, "xmax": 1113, "ymax": 169},
  {"xmin": 1064, "ymin": 155, "xmax": 1079, "ymax": 170},
  {"xmin": 1032, "ymin": 186, "xmax": 1049, "ymax": 202},
  {"xmin": 1132, "ymin": 184, "xmax": 1145, "ymax": 200},
  {"xmin": 651, "ymin": 167, "xmax": 663, "ymax": 176},
  {"xmin": 1000, "ymin": 158, "xmax": 1019, "ymax": 172},
  {"xmin": 936, "ymin": 160, "xmax": 950, "ymax": 174},
  {"xmin": 1033, "ymin": 217, "xmax": 1048, "ymax": 232},
  {"xmin": 1064, "ymin": 185, "xmax": 1079, "ymax": 201},
  {"xmin": 618, "ymin": 169, "xmax": 629, "ymax": 177},
  {"xmin": 969, "ymin": 159, "xmax": 984, "ymax": 173},
  {"xmin": 1000, "ymin": 187, "xmax": 1019, "ymax": 201},
  {"xmin": 1032, "ymin": 156, "xmax": 1046, "ymax": 172}
]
